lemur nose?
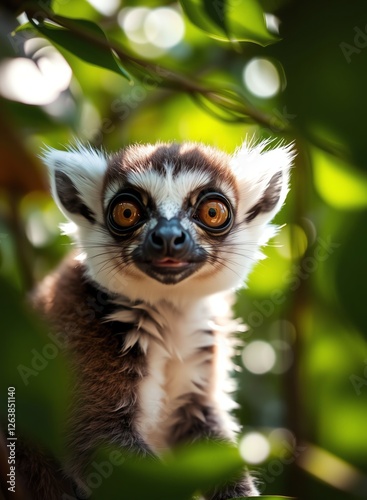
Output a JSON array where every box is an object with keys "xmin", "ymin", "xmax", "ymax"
[{"xmin": 146, "ymin": 218, "xmax": 192, "ymax": 260}]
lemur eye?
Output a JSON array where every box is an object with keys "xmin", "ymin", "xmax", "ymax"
[
  {"xmin": 112, "ymin": 201, "xmax": 141, "ymax": 228},
  {"xmin": 193, "ymin": 193, "xmax": 233, "ymax": 235},
  {"xmin": 107, "ymin": 192, "xmax": 146, "ymax": 235},
  {"xmin": 199, "ymin": 200, "xmax": 228, "ymax": 227}
]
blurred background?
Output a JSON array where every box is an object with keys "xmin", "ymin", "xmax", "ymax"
[{"xmin": 0, "ymin": 0, "xmax": 367, "ymax": 499}]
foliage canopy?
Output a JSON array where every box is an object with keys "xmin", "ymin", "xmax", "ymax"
[{"xmin": 0, "ymin": 0, "xmax": 367, "ymax": 498}]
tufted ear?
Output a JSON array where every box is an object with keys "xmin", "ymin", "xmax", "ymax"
[
  {"xmin": 42, "ymin": 144, "xmax": 108, "ymax": 226},
  {"xmin": 231, "ymin": 140, "xmax": 294, "ymax": 225}
]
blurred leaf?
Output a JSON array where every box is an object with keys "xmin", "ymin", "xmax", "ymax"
[
  {"xmin": 14, "ymin": 21, "xmax": 33, "ymax": 32},
  {"xmin": 91, "ymin": 442, "xmax": 245, "ymax": 499},
  {"xmin": 304, "ymin": 304, "xmax": 367, "ymax": 465},
  {"xmin": 0, "ymin": 278, "xmax": 70, "ymax": 457},
  {"xmin": 180, "ymin": 0, "xmax": 277, "ymax": 44},
  {"xmin": 50, "ymin": 0, "xmax": 96, "ymax": 18},
  {"xmin": 29, "ymin": 15, "xmax": 132, "ymax": 81},
  {"xmin": 245, "ymin": 242, "xmax": 291, "ymax": 296},
  {"xmin": 202, "ymin": 0, "xmax": 229, "ymax": 37},
  {"xmin": 1, "ymin": 97, "xmax": 62, "ymax": 129},
  {"xmin": 269, "ymin": 0, "xmax": 367, "ymax": 170},
  {"xmin": 297, "ymin": 442, "xmax": 367, "ymax": 497},
  {"xmin": 0, "ymin": 8, "xmax": 21, "ymax": 59},
  {"xmin": 312, "ymin": 147, "xmax": 367, "ymax": 210},
  {"xmin": 125, "ymin": 94, "xmax": 244, "ymax": 150},
  {"xmin": 0, "ymin": 104, "xmax": 47, "ymax": 193},
  {"xmin": 335, "ymin": 213, "xmax": 367, "ymax": 335}
]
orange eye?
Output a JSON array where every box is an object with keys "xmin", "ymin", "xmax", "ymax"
[
  {"xmin": 112, "ymin": 201, "xmax": 141, "ymax": 228},
  {"xmin": 197, "ymin": 199, "xmax": 231, "ymax": 229},
  {"xmin": 107, "ymin": 192, "xmax": 147, "ymax": 236}
]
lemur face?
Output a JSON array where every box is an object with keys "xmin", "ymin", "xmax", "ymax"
[
  {"xmin": 43, "ymin": 141, "xmax": 293, "ymax": 301},
  {"xmin": 103, "ymin": 144, "xmax": 238, "ymax": 286}
]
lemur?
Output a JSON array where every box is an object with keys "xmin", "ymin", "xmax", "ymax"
[{"xmin": 20, "ymin": 140, "xmax": 293, "ymax": 499}]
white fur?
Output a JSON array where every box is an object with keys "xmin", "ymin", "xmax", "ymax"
[
  {"xmin": 127, "ymin": 163, "xmax": 211, "ymax": 220},
  {"xmin": 109, "ymin": 293, "xmax": 239, "ymax": 454},
  {"xmin": 42, "ymin": 142, "xmax": 108, "ymax": 228},
  {"xmin": 230, "ymin": 139, "xmax": 293, "ymax": 229}
]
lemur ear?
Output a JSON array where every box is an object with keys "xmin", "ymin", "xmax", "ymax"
[
  {"xmin": 231, "ymin": 140, "xmax": 294, "ymax": 225},
  {"xmin": 42, "ymin": 144, "xmax": 107, "ymax": 225}
]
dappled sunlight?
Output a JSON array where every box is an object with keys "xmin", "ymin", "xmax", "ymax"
[
  {"xmin": 298, "ymin": 443, "xmax": 367, "ymax": 495},
  {"xmin": 240, "ymin": 432, "xmax": 271, "ymax": 464},
  {"xmin": 145, "ymin": 8, "xmax": 185, "ymax": 49},
  {"xmin": 0, "ymin": 55, "xmax": 71, "ymax": 105},
  {"xmin": 118, "ymin": 6, "xmax": 185, "ymax": 58},
  {"xmin": 243, "ymin": 58, "xmax": 281, "ymax": 98},
  {"xmin": 276, "ymin": 224, "xmax": 308, "ymax": 260},
  {"xmin": 20, "ymin": 193, "xmax": 63, "ymax": 248},
  {"xmin": 118, "ymin": 8, "xmax": 151, "ymax": 44},
  {"xmin": 312, "ymin": 147, "xmax": 367, "ymax": 209},
  {"xmin": 87, "ymin": 0, "xmax": 120, "ymax": 16},
  {"xmin": 1, "ymin": 0, "xmax": 367, "ymax": 498},
  {"xmin": 242, "ymin": 340, "xmax": 276, "ymax": 375},
  {"xmin": 0, "ymin": 37, "xmax": 72, "ymax": 105},
  {"xmin": 270, "ymin": 340, "xmax": 293, "ymax": 374},
  {"xmin": 264, "ymin": 13, "xmax": 280, "ymax": 35}
]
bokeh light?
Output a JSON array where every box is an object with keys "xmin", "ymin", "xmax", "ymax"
[
  {"xmin": 243, "ymin": 58, "xmax": 281, "ymax": 98},
  {"xmin": 119, "ymin": 8, "xmax": 151, "ymax": 44},
  {"xmin": 118, "ymin": 6, "xmax": 185, "ymax": 57},
  {"xmin": 270, "ymin": 339, "xmax": 294, "ymax": 374},
  {"xmin": 242, "ymin": 340, "xmax": 276, "ymax": 374},
  {"xmin": 268, "ymin": 320, "xmax": 297, "ymax": 345},
  {"xmin": 268, "ymin": 427, "xmax": 295, "ymax": 448},
  {"xmin": 87, "ymin": 0, "xmax": 120, "ymax": 16},
  {"xmin": 21, "ymin": 194, "xmax": 63, "ymax": 248},
  {"xmin": 145, "ymin": 8, "xmax": 185, "ymax": 49},
  {"xmin": 0, "ymin": 52, "xmax": 72, "ymax": 105},
  {"xmin": 240, "ymin": 432, "xmax": 271, "ymax": 464},
  {"xmin": 0, "ymin": 36, "xmax": 72, "ymax": 106},
  {"xmin": 265, "ymin": 13, "xmax": 280, "ymax": 34},
  {"xmin": 276, "ymin": 223, "xmax": 308, "ymax": 260}
]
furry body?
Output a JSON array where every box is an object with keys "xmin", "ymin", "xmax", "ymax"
[{"xmin": 21, "ymin": 141, "xmax": 293, "ymax": 498}]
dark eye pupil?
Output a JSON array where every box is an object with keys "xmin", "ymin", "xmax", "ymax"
[
  {"xmin": 123, "ymin": 208, "xmax": 132, "ymax": 218},
  {"xmin": 208, "ymin": 208, "xmax": 217, "ymax": 217}
]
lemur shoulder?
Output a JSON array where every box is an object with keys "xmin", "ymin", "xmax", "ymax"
[{"xmin": 20, "ymin": 140, "xmax": 293, "ymax": 499}]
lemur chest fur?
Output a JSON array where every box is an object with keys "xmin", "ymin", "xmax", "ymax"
[
  {"xmin": 32, "ymin": 257, "xmax": 237, "ymax": 456},
  {"xmin": 110, "ymin": 295, "xmax": 234, "ymax": 454}
]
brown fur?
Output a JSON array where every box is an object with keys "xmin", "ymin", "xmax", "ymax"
[
  {"xmin": 18, "ymin": 255, "xmax": 152, "ymax": 497},
  {"xmin": 33, "ymin": 255, "xmax": 151, "ymax": 450},
  {"xmin": 15, "ymin": 438, "xmax": 75, "ymax": 500}
]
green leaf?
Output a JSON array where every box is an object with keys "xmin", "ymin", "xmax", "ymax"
[
  {"xmin": 90, "ymin": 442, "xmax": 245, "ymax": 499},
  {"xmin": 312, "ymin": 147, "xmax": 367, "ymax": 210},
  {"xmin": 29, "ymin": 15, "xmax": 132, "ymax": 81},
  {"xmin": 336, "ymin": 213, "xmax": 367, "ymax": 335},
  {"xmin": 180, "ymin": 0, "xmax": 277, "ymax": 45},
  {"xmin": 268, "ymin": 0, "xmax": 367, "ymax": 170},
  {"xmin": 14, "ymin": 21, "xmax": 34, "ymax": 33},
  {"xmin": 237, "ymin": 497, "xmax": 296, "ymax": 499},
  {"xmin": 0, "ymin": 278, "xmax": 70, "ymax": 457},
  {"xmin": 202, "ymin": 0, "xmax": 229, "ymax": 37}
]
